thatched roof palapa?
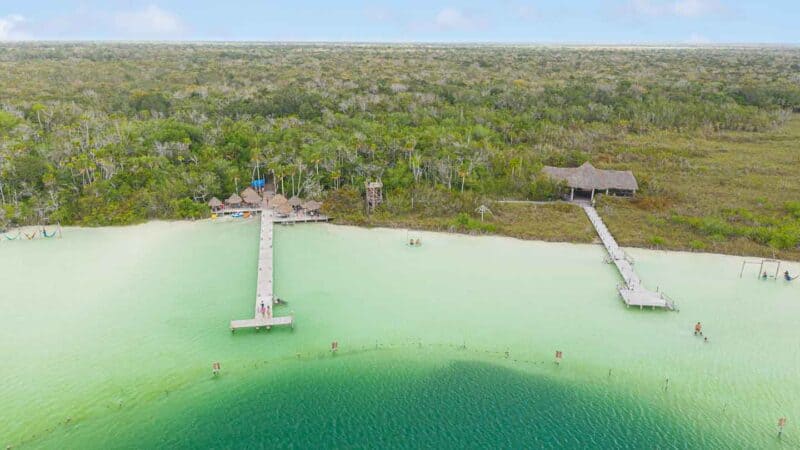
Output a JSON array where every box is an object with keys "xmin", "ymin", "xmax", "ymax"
[
  {"xmin": 302, "ymin": 200, "xmax": 322, "ymax": 211},
  {"xmin": 241, "ymin": 187, "xmax": 262, "ymax": 205},
  {"xmin": 208, "ymin": 197, "xmax": 223, "ymax": 208},
  {"xmin": 542, "ymin": 162, "xmax": 638, "ymax": 191},
  {"xmin": 288, "ymin": 196, "xmax": 302, "ymax": 207},
  {"xmin": 276, "ymin": 203, "xmax": 293, "ymax": 216},
  {"xmin": 269, "ymin": 194, "xmax": 288, "ymax": 209},
  {"xmin": 225, "ymin": 193, "xmax": 243, "ymax": 205}
]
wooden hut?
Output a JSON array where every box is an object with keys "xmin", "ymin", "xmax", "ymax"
[
  {"xmin": 269, "ymin": 194, "xmax": 288, "ymax": 209},
  {"xmin": 241, "ymin": 187, "xmax": 262, "ymax": 207},
  {"xmin": 542, "ymin": 162, "xmax": 638, "ymax": 201},
  {"xmin": 225, "ymin": 193, "xmax": 243, "ymax": 208},
  {"xmin": 302, "ymin": 200, "xmax": 322, "ymax": 216},
  {"xmin": 208, "ymin": 197, "xmax": 224, "ymax": 212},
  {"xmin": 275, "ymin": 202, "xmax": 293, "ymax": 218},
  {"xmin": 288, "ymin": 196, "xmax": 303, "ymax": 210}
]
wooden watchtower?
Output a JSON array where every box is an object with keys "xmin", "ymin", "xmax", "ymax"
[{"xmin": 365, "ymin": 180, "xmax": 383, "ymax": 213}]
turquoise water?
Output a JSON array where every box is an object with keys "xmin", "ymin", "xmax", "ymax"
[{"xmin": 1, "ymin": 220, "xmax": 798, "ymax": 448}]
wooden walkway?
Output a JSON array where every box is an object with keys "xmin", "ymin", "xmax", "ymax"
[
  {"xmin": 216, "ymin": 207, "xmax": 330, "ymax": 222},
  {"xmin": 272, "ymin": 214, "xmax": 330, "ymax": 224},
  {"xmin": 230, "ymin": 210, "xmax": 295, "ymax": 331},
  {"xmin": 582, "ymin": 205, "xmax": 675, "ymax": 310}
]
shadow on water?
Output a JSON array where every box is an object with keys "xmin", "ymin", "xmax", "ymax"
[{"xmin": 39, "ymin": 349, "xmax": 742, "ymax": 450}]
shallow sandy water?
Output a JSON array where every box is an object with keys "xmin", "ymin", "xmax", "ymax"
[{"xmin": 1, "ymin": 220, "xmax": 797, "ymax": 448}]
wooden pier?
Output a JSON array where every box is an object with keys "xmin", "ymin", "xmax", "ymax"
[
  {"xmin": 582, "ymin": 205, "xmax": 675, "ymax": 310},
  {"xmin": 216, "ymin": 207, "xmax": 330, "ymax": 223},
  {"xmin": 229, "ymin": 208, "xmax": 330, "ymax": 332}
]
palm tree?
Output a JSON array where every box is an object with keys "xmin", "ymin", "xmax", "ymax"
[{"xmin": 475, "ymin": 205, "xmax": 492, "ymax": 222}]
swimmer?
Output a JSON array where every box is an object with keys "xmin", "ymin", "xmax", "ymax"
[{"xmin": 694, "ymin": 322, "xmax": 703, "ymax": 336}]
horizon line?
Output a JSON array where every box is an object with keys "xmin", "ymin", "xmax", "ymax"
[{"xmin": 2, "ymin": 40, "xmax": 800, "ymax": 48}]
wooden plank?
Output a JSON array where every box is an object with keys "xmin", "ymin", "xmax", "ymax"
[
  {"xmin": 582, "ymin": 205, "xmax": 673, "ymax": 310},
  {"xmin": 230, "ymin": 315, "xmax": 293, "ymax": 330}
]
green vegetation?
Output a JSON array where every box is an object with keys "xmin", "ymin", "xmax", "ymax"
[
  {"xmin": 1, "ymin": 43, "xmax": 799, "ymax": 258},
  {"xmin": 593, "ymin": 117, "xmax": 800, "ymax": 259}
]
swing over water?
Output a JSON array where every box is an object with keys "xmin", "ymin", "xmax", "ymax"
[{"xmin": 1, "ymin": 219, "xmax": 798, "ymax": 448}]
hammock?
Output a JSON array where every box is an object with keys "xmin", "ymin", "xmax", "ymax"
[
  {"xmin": 42, "ymin": 229, "xmax": 57, "ymax": 238},
  {"xmin": 5, "ymin": 232, "xmax": 20, "ymax": 241},
  {"xmin": 24, "ymin": 232, "xmax": 37, "ymax": 240}
]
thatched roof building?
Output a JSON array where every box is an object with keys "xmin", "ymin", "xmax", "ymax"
[
  {"xmin": 269, "ymin": 194, "xmax": 288, "ymax": 209},
  {"xmin": 276, "ymin": 202, "xmax": 293, "ymax": 217},
  {"xmin": 225, "ymin": 193, "xmax": 243, "ymax": 206},
  {"xmin": 542, "ymin": 162, "xmax": 638, "ymax": 199},
  {"xmin": 241, "ymin": 187, "xmax": 262, "ymax": 206},
  {"xmin": 302, "ymin": 200, "xmax": 322, "ymax": 211},
  {"xmin": 208, "ymin": 197, "xmax": 223, "ymax": 210},
  {"xmin": 288, "ymin": 196, "xmax": 302, "ymax": 207}
]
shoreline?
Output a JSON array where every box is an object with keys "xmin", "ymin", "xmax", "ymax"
[
  {"xmin": 9, "ymin": 216, "xmax": 797, "ymax": 265},
  {"xmin": 324, "ymin": 215, "xmax": 800, "ymax": 264}
]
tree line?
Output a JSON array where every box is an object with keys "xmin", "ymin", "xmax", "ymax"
[{"xmin": 1, "ymin": 43, "xmax": 799, "ymax": 229}]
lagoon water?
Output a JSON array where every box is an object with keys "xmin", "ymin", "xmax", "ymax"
[{"xmin": 1, "ymin": 220, "xmax": 798, "ymax": 448}]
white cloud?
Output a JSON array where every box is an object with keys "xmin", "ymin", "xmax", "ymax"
[
  {"xmin": 113, "ymin": 5, "xmax": 185, "ymax": 37},
  {"xmin": 673, "ymin": 0, "xmax": 723, "ymax": 17},
  {"xmin": 625, "ymin": 0, "xmax": 726, "ymax": 18},
  {"xmin": 505, "ymin": 1, "xmax": 540, "ymax": 21},
  {"xmin": 0, "ymin": 14, "xmax": 30, "ymax": 41},
  {"xmin": 627, "ymin": 0, "xmax": 663, "ymax": 16},
  {"xmin": 434, "ymin": 8, "xmax": 487, "ymax": 31}
]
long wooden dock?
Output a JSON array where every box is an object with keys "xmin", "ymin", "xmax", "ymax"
[
  {"xmin": 582, "ymin": 205, "xmax": 675, "ymax": 310},
  {"xmin": 230, "ymin": 210, "xmax": 293, "ymax": 331},
  {"xmin": 229, "ymin": 209, "xmax": 330, "ymax": 332}
]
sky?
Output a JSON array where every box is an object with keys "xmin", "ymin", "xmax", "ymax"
[{"xmin": 0, "ymin": 1, "xmax": 799, "ymax": 44}]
